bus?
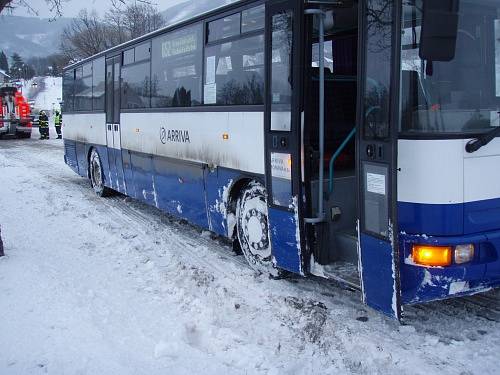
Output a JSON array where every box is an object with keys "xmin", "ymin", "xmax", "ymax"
[{"xmin": 62, "ymin": 0, "xmax": 500, "ymax": 319}]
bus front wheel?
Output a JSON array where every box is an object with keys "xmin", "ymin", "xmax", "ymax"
[
  {"xmin": 236, "ymin": 182, "xmax": 277, "ymax": 276},
  {"xmin": 89, "ymin": 149, "xmax": 111, "ymax": 197}
]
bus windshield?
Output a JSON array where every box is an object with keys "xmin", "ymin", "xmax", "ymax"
[{"xmin": 401, "ymin": 0, "xmax": 500, "ymax": 135}]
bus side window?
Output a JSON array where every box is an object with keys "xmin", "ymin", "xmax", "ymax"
[
  {"xmin": 241, "ymin": 4, "xmax": 265, "ymax": 33},
  {"xmin": 121, "ymin": 62, "xmax": 151, "ymax": 109},
  {"xmin": 63, "ymin": 70, "xmax": 74, "ymax": 112},
  {"xmin": 74, "ymin": 65, "xmax": 93, "ymax": 112},
  {"xmin": 151, "ymin": 24, "xmax": 203, "ymax": 108},
  {"xmin": 203, "ymin": 34, "xmax": 264, "ymax": 105},
  {"xmin": 363, "ymin": 0, "xmax": 392, "ymax": 140},
  {"xmin": 92, "ymin": 57, "xmax": 106, "ymax": 111}
]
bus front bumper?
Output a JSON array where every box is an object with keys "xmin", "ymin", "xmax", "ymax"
[{"xmin": 399, "ymin": 230, "xmax": 500, "ymax": 304}]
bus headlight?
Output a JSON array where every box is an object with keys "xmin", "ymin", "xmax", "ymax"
[
  {"xmin": 412, "ymin": 245, "xmax": 452, "ymax": 267},
  {"xmin": 454, "ymin": 244, "xmax": 475, "ymax": 264}
]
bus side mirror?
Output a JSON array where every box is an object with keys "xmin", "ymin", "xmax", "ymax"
[{"xmin": 419, "ymin": 0, "xmax": 460, "ymax": 62}]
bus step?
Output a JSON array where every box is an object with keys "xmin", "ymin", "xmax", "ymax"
[
  {"xmin": 332, "ymin": 230, "xmax": 358, "ymax": 265},
  {"xmin": 320, "ymin": 261, "xmax": 360, "ymax": 290}
]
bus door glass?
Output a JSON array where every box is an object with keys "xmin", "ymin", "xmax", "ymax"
[
  {"xmin": 357, "ymin": 0, "xmax": 402, "ymax": 319},
  {"xmin": 105, "ymin": 55, "xmax": 125, "ymax": 193},
  {"xmin": 264, "ymin": 0, "xmax": 305, "ymax": 274}
]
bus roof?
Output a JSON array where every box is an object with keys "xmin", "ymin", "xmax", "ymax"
[{"xmin": 64, "ymin": 0, "xmax": 254, "ymax": 71}]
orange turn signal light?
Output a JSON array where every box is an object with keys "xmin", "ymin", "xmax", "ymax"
[{"xmin": 412, "ymin": 245, "xmax": 452, "ymax": 267}]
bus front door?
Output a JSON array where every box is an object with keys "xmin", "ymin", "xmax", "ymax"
[
  {"xmin": 357, "ymin": 0, "xmax": 402, "ymax": 319},
  {"xmin": 105, "ymin": 55, "xmax": 126, "ymax": 193},
  {"xmin": 264, "ymin": 0, "xmax": 305, "ymax": 274}
]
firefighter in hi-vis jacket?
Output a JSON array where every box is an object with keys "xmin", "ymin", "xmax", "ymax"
[
  {"xmin": 54, "ymin": 109, "xmax": 62, "ymax": 139},
  {"xmin": 38, "ymin": 110, "xmax": 49, "ymax": 140}
]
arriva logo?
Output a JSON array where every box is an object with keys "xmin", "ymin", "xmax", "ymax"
[{"xmin": 160, "ymin": 127, "xmax": 191, "ymax": 144}]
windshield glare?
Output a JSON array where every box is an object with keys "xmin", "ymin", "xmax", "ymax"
[{"xmin": 401, "ymin": 0, "xmax": 500, "ymax": 135}]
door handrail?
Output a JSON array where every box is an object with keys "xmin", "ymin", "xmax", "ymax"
[
  {"xmin": 328, "ymin": 127, "xmax": 357, "ymax": 194},
  {"xmin": 304, "ymin": 8, "xmax": 326, "ymax": 224}
]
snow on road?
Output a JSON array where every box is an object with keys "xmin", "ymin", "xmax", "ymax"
[
  {"xmin": 0, "ymin": 136, "xmax": 499, "ymax": 374},
  {"xmin": 23, "ymin": 76, "xmax": 62, "ymax": 113}
]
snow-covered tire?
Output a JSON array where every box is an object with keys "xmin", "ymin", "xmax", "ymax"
[
  {"xmin": 236, "ymin": 182, "xmax": 277, "ymax": 275},
  {"xmin": 89, "ymin": 149, "xmax": 111, "ymax": 197}
]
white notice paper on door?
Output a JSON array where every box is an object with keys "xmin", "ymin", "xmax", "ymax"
[
  {"xmin": 367, "ymin": 173, "xmax": 386, "ymax": 195},
  {"xmin": 204, "ymin": 83, "xmax": 217, "ymax": 104},
  {"xmin": 206, "ymin": 56, "xmax": 216, "ymax": 84}
]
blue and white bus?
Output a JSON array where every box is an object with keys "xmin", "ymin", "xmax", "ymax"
[{"xmin": 63, "ymin": 0, "xmax": 500, "ymax": 319}]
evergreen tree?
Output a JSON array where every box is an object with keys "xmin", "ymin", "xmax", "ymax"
[
  {"xmin": 10, "ymin": 53, "xmax": 25, "ymax": 79},
  {"xmin": 0, "ymin": 51, "xmax": 8, "ymax": 74}
]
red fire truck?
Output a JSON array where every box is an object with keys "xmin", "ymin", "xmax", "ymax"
[{"xmin": 0, "ymin": 85, "xmax": 32, "ymax": 139}]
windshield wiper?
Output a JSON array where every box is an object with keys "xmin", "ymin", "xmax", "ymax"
[{"xmin": 465, "ymin": 124, "xmax": 500, "ymax": 153}]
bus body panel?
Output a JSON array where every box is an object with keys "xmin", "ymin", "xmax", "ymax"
[
  {"xmin": 398, "ymin": 139, "xmax": 500, "ymax": 236},
  {"xmin": 463, "ymin": 138, "xmax": 500, "ymax": 234},
  {"xmin": 119, "ymin": 112, "xmax": 265, "ymax": 175},
  {"xmin": 151, "ymin": 154, "xmax": 209, "ymax": 228},
  {"xmin": 63, "ymin": 139, "xmax": 79, "ymax": 175},
  {"xmin": 64, "ymin": 110, "xmax": 275, "ymax": 250},
  {"xmin": 398, "ymin": 139, "xmax": 500, "ymax": 303},
  {"xmin": 64, "ymin": 113, "xmax": 107, "ymax": 147}
]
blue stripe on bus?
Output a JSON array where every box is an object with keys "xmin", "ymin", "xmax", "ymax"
[
  {"xmin": 399, "ymin": 198, "xmax": 500, "ymax": 236},
  {"xmin": 398, "ymin": 201, "xmax": 464, "ymax": 236}
]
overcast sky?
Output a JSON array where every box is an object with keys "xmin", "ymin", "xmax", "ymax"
[{"xmin": 12, "ymin": 0, "xmax": 187, "ymax": 18}]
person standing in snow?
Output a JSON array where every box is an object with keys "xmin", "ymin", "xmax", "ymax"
[
  {"xmin": 38, "ymin": 110, "xmax": 49, "ymax": 140},
  {"xmin": 54, "ymin": 109, "xmax": 62, "ymax": 139}
]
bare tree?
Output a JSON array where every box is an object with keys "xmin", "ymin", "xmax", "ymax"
[
  {"xmin": 0, "ymin": 0, "xmax": 63, "ymax": 17},
  {"xmin": 105, "ymin": 5, "xmax": 128, "ymax": 46},
  {"xmin": 60, "ymin": 3, "xmax": 165, "ymax": 61},
  {"xmin": 122, "ymin": 3, "xmax": 165, "ymax": 39},
  {"xmin": 0, "ymin": 0, "xmax": 152, "ymax": 16},
  {"xmin": 60, "ymin": 10, "xmax": 111, "ymax": 61}
]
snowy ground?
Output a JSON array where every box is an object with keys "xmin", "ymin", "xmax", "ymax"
[{"xmin": 0, "ymin": 135, "xmax": 499, "ymax": 375}]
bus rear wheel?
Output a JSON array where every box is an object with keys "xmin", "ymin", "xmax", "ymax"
[
  {"xmin": 236, "ymin": 182, "xmax": 277, "ymax": 275},
  {"xmin": 89, "ymin": 149, "xmax": 111, "ymax": 197}
]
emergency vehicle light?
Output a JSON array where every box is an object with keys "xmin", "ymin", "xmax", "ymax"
[{"xmin": 412, "ymin": 245, "xmax": 452, "ymax": 267}]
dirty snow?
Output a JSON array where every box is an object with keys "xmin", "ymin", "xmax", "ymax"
[{"xmin": 0, "ymin": 135, "xmax": 499, "ymax": 374}]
